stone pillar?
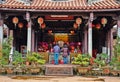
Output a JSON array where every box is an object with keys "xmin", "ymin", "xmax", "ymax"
[
  {"xmin": 0, "ymin": 13, "xmax": 3, "ymax": 45},
  {"xmin": 31, "ymin": 30, "xmax": 35, "ymax": 52},
  {"xmin": 88, "ymin": 13, "xmax": 94, "ymax": 57},
  {"xmin": 84, "ymin": 29, "xmax": 88, "ymax": 54},
  {"xmin": 107, "ymin": 29, "xmax": 113, "ymax": 62},
  {"xmin": 110, "ymin": 29, "xmax": 113, "ymax": 60},
  {"xmin": 26, "ymin": 12, "xmax": 32, "ymax": 52},
  {"xmin": 117, "ymin": 17, "xmax": 120, "ymax": 37}
]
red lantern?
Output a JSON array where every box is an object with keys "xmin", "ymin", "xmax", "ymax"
[
  {"xmin": 41, "ymin": 23, "xmax": 46, "ymax": 29},
  {"xmin": 73, "ymin": 23, "xmax": 78, "ymax": 29},
  {"xmin": 101, "ymin": 17, "xmax": 107, "ymax": 27},
  {"xmin": 12, "ymin": 17, "xmax": 19, "ymax": 28},
  {"xmin": 18, "ymin": 22, "xmax": 23, "ymax": 29},
  {"xmin": 76, "ymin": 18, "xmax": 82, "ymax": 25},
  {"xmin": 38, "ymin": 17, "xmax": 44, "ymax": 25},
  {"xmin": 96, "ymin": 23, "xmax": 101, "ymax": 29}
]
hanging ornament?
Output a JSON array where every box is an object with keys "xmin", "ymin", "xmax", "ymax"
[
  {"xmin": 96, "ymin": 23, "xmax": 101, "ymax": 29},
  {"xmin": 41, "ymin": 23, "xmax": 46, "ymax": 29},
  {"xmin": 73, "ymin": 23, "xmax": 78, "ymax": 29},
  {"xmin": 12, "ymin": 17, "xmax": 19, "ymax": 28},
  {"xmin": 70, "ymin": 30, "xmax": 75, "ymax": 34},
  {"xmin": 76, "ymin": 17, "xmax": 82, "ymax": 27},
  {"xmin": 101, "ymin": 17, "xmax": 107, "ymax": 27},
  {"xmin": 38, "ymin": 17, "xmax": 44, "ymax": 26},
  {"xmin": 18, "ymin": 22, "xmax": 23, "ymax": 32}
]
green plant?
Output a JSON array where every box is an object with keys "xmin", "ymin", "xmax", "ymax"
[
  {"xmin": 12, "ymin": 51, "xmax": 24, "ymax": 65},
  {"xmin": 94, "ymin": 53, "xmax": 108, "ymax": 67},
  {"xmin": 110, "ymin": 36, "xmax": 120, "ymax": 70},
  {"xmin": 72, "ymin": 54, "xmax": 90, "ymax": 66},
  {"xmin": 0, "ymin": 36, "xmax": 13, "ymax": 66},
  {"xmin": 26, "ymin": 52, "xmax": 46, "ymax": 65}
]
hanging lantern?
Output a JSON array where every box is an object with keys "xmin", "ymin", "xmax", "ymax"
[
  {"xmin": 38, "ymin": 17, "xmax": 44, "ymax": 25},
  {"xmin": 96, "ymin": 23, "xmax": 101, "ymax": 29},
  {"xmin": 18, "ymin": 22, "xmax": 23, "ymax": 29},
  {"xmin": 73, "ymin": 23, "xmax": 78, "ymax": 29},
  {"xmin": 70, "ymin": 30, "xmax": 75, "ymax": 34},
  {"xmin": 12, "ymin": 17, "xmax": 19, "ymax": 28},
  {"xmin": 18, "ymin": 22, "xmax": 23, "ymax": 32},
  {"xmin": 101, "ymin": 17, "xmax": 107, "ymax": 27},
  {"xmin": 41, "ymin": 23, "xmax": 46, "ymax": 29},
  {"xmin": 76, "ymin": 18, "xmax": 82, "ymax": 26}
]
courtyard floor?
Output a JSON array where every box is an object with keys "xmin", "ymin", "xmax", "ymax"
[{"xmin": 0, "ymin": 75, "xmax": 120, "ymax": 82}]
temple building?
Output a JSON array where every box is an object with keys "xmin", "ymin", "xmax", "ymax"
[{"xmin": 0, "ymin": 0, "xmax": 120, "ymax": 63}]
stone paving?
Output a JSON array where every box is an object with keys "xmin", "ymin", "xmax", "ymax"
[{"xmin": 0, "ymin": 76, "xmax": 120, "ymax": 82}]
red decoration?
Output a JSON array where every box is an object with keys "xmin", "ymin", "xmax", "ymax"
[
  {"xmin": 38, "ymin": 17, "xmax": 44, "ymax": 25},
  {"xmin": 73, "ymin": 23, "xmax": 78, "ymax": 29},
  {"xmin": 76, "ymin": 18, "xmax": 82, "ymax": 25},
  {"xmin": 18, "ymin": 22, "xmax": 23, "ymax": 29},
  {"xmin": 96, "ymin": 23, "xmax": 101, "ymax": 29},
  {"xmin": 41, "ymin": 23, "xmax": 46, "ymax": 29}
]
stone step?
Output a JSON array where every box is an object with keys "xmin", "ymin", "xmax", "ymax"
[{"xmin": 45, "ymin": 65, "xmax": 73, "ymax": 76}]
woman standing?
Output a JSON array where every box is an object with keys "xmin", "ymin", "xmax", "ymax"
[{"xmin": 61, "ymin": 44, "xmax": 69, "ymax": 64}]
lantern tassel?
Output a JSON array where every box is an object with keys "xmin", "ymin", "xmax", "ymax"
[
  {"xmin": 15, "ymin": 24, "xmax": 17, "ymax": 29},
  {"xmin": 103, "ymin": 24, "xmax": 105, "ymax": 27}
]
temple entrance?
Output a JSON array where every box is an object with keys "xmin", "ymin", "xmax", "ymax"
[{"xmin": 35, "ymin": 15, "xmax": 84, "ymax": 64}]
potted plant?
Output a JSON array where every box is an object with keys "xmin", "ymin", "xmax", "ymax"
[
  {"xmin": 26, "ymin": 52, "xmax": 46, "ymax": 74},
  {"xmin": 12, "ymin": 51, "xmax": 25, "ymax": 75},
  {"xmin": 72, "ymin": 54, "xmax": 91, "ymax": 75}
]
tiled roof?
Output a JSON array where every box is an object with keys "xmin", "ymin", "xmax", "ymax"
[{"xmin": 0, "ymin": 0, "xmax": 119, "ymax": 11}]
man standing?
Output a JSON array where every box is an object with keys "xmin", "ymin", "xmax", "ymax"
[{"xmin": 53, "ymin": 42, "xmax": 60, "ymax": 65}]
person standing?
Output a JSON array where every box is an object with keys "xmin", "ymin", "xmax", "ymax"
[
  {"xmin": 61, "ymin": 44, "xmax": 69, "ymax": 64},
  {"xmin": 53, "ymin": 42, "xmax": 60, "ymax": 65}
]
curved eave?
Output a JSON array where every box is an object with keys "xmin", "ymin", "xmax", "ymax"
[{"xmin": 0, "ymin": 7, "xmax": 120, "ymax": 13}]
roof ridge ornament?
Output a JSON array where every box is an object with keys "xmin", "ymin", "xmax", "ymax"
[
  {"xmin": 116, "ymin": 0, "xmax": 120, "ymax": 4},
  {"xmin": 16, "ymin": 0, "xmax": 32, "ymax": 6},
  {"xmin": 0, "ymin": 0, "xmax": 5, "ymax": 4},
  {"xmin": 87, "ymin": 0, "xmax": 104, "ymax": 5},
  {"xmin": 47, "ymin": 0, "xmax": 72, "ymax": 2}
]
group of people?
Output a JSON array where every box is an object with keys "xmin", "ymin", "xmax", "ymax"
[{"xmin": 53, "ymin": 43, "xmax": 69, "ymax": 65}]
